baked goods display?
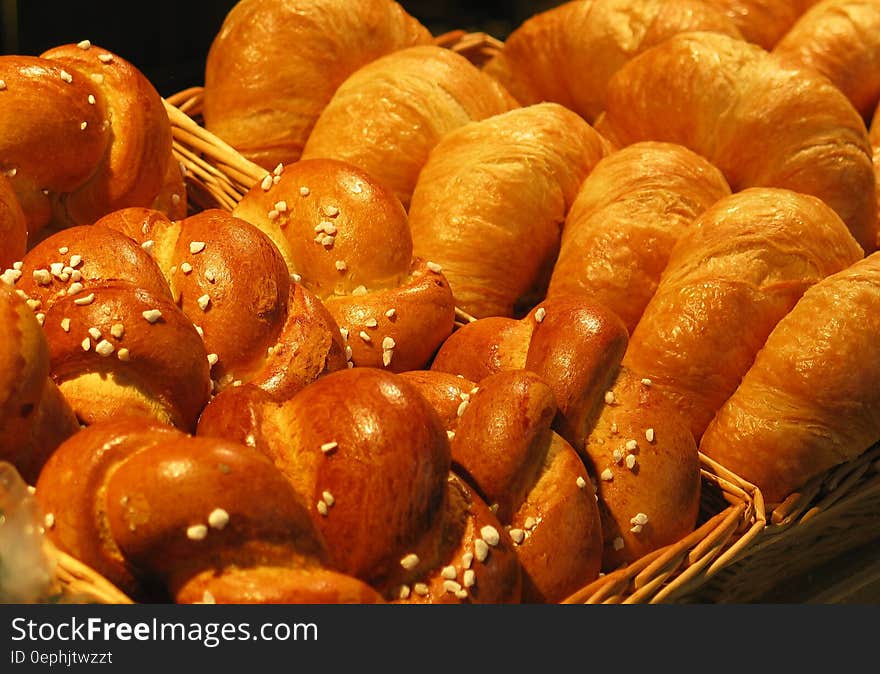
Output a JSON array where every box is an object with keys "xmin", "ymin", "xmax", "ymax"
[{"xmin": 3, "ymin": 0, "xmax": 880, "ymax": 605}]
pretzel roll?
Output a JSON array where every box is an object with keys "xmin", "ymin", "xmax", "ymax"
[
  {"xmin": 700, "ymin": 0, "xmax": 819, "ymax": 49},
  {"xmin": 98, "ymin": 207, "xmax": 348, "ymax": 397},
  {"xmin": 35, "ymin": 419, "xmax": 184, "ymax": 597},
  {"xmin": 772, "ymin": 0, "xmax": 880, "ymax": 121},
  {"xmin": 39, "ymin": 43, "xmax": 173, "ymax": 228},
  {"xmin": 596, "ymin": 31, "xmax": 878, "ymax": 253},
  {"xmin": 302, "ymin": 44, "xmax": 518, "ymax": 209},
  {"xmin": 233, "ymin": 158, "xmax": 455, "ymax": 372},
  {"xmin": 13, "ymin": 225, "xmax": 211, "ymax": 430},
  {"xmin": 623, "ymin": 187, "xmax": 864, "ymax": 441},
  {"xmin": 702, "ymin": 252, "xmax": 880, "ymax": 504},
  {"xmin": 0, "ymin": 174, "xmax": 27, "ymax": 270},
  {"xmin": 583, "ymin": 367, "xmax": 700, "ymax": 569},
  {"xmin": 197, "ymin": 368, "xmax": 522, "ymax": 603},
  {"xmin": 0, "ymin": 284, "xmax": 78, "ymax": 484},
  {"xmin": 482, "ymin": 0, "xmax": 742, "ymax": 123},
  {"xmin": 432, "ymin": 295, "xmax": 629, "ymax": 451},
  {"xmin": 401, "ymin": 369, "xmax": 604, "ymax": 603},
  {"xmin": 0, "ymin": 54, "xmax": 108, "ymax": 237},
  {"xmin": 547, "ymin": 141, "xmax": 732, "ymax": 333},
  {"xmin": 203, "ymin": 0, "xmax": 433, "ymax": 170},
  {"xmin": 36, "ymin": 418, "xmax": 379, "ymax": 603},
  {"xmin": 409, "ymin": 103, "xmax": 611, "ymax": 319}
]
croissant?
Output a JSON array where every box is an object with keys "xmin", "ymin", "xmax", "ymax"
[
  {"xmin": 233, "ymin": 158, "xmax": 456, "ymax": 372},
  {"xmin": 700, "ymin": 251, "xmax": 880, "ymax": 505},
  {"xmin": 430, "ymin": 295, "xmax": 701, "ymax": 568},
  {"xmin": 771, "ymin": 0, "xmax": 880, "ymax": 121},
  {"xmin": 202, "ymin": 0, "xmax": 433, "ymax": 170},
  {"xmin": 408, "ymin": 102, "xmax": 610, "ymax": 319},
  {"xmin": 0, "ymin": 283, "xmax": 79, "ymax": 485},
  {"xmin": 0, "ymin": 42, "xmax": 175, "ymax": 243},
  {"xmin": 11, "ymin": 224, "xmax": 212, "ymax": 431},
  {"xmin": 546, "ymin": 141, "xmax": 732, "ymax": 334},
  {"xmin": 301, "ymin": 44, "xmax": 518, "ymax": 209},
  {"xmin": 482, "ymin": 0, "xmax": 742, "ymax": 124},
  {"xmin": 196, "ymin": 368, "xmax": 523, "ymax": 603},
  {"xmin": 699, "ymin": 0, "xmax": 819, "ymax": 49},
  {"xmin": 622, "ymin": 187, "xmax": 865, "ymax": 442},
  {"xmin": 399, "ymin": 368, "xmax": 604, "ymax": 602},
  {"xmin": 595, "ymin": 30, "xmax": 878, "ymax": 253},
  {"xmin": 35, "ymin": 418, "xmax": 385, "ymax": 603},
  {"xmin": 95, "ymin": 207, "xmax": 348, "ymax": 398}
]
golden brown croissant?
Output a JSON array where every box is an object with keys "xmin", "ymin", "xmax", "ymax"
[
  {"xmin": 429, "ymin": 295, "xmax": 701, "ymax": 568},
  {"xmin": 0, "ymin": 43, "xmax": 175, "ymax": 244},
  {"xmin": 595, "ymin": 30, "xmax": 878, "ymax": 253},
  {"xmin": 11, "ymin": 224, "xmax": 212, "ymax": 431},
  {"xmin": 622, "ymin": 187, "xmax": 865, "ymax": 442},
  {"xmin": 772, "ymin": 0, "xmax": 880, "ymax": 121},
  {"xmin": 301, "ymin": 44, "xmax": 518, "ymax": 209},
  {"xmin": 196, "ymin": 368, "xmax": 523, "ymax": 603},
  {"xmin": 699, "ymin": 0, "xmax": 819, "ymax": 49},
  {"xmin": 0, "ymin": 283, "xmax": 79, "ymax": 485},
  {"xmin": 35, "ymin": 418, "xmax": 385, "ymax": 603},
  {"xmin": 546, "ymin": 141, "xmax": 732, "ymax": 334},
  {"xmin": 700, "ymin": 251, "xmax": 880, "ymax": 505},
  {"xmin": 399, "ymin": 368, "xmax": 604, "ymax": 603},
  {"xmin": 408, "ymin": 102, "xmax": 610, "ymax": 319},
  {"xmin": 202, "ymin": 0, "xmax": 433, "ymax": 170},
  {"xmin": 233, "ymin": 158, "xmax": 456, "ymax": 372},
  {"xmin": 482, "ymin": 0, "xmax": 742, "ymax": 124},
  {"xmin": 95, "ymin": 207, "xmax": 348, "ymax": 399}
]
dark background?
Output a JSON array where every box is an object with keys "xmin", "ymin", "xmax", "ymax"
[{"xmin": 0, "ymin": 0, "xmax": 560, "ymax": 97}]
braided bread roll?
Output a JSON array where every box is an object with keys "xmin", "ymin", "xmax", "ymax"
[
  {"xmin": 35, "ymin": 419, "xmax": 383, "ymax": 603},
  {"xmin": 233, "ymin": 158, "xmax": 456, "ymax": 372},
  {"xmin": 595, "ymin": 30, "xmax": 878, "ymax": 253},
  {"xmin": 197, "ymin": 368, "xmax": 522, "ymax": 603},
  {"xmin": 546, "ymin": 141, "xmax": 732, "ymax": 333},
  {"xmin": 408, "ymin": 102, "xmax": 610, "ymax": 319},
  {"xmin": 701, "ymin": 252, "xmax": 880, "ymax": 504},
  {"xmin": 771, "ymin": 0, "xmax": 880, "ymax": 121},
  {"xmin": 0, "ymin": 42, "xmax": 174, "ymax": 242},
  {"xmin": 0, "ymin": 284, "xmax": 79, "ymax": 485},
  {"xmin": 302, "ymin": 45, "xmax": 518, "ymax": 209},
  {"xmin": 96, "ymin": 207, "xmax": 347, "ymax": 398},
  {"xmin": 622, "ymin": 187, "xmax": 865, "ymax": 441},
  {"xmin": 203, "ymin": 0, "xmax": 432, "ymax": 170},
  {"xmin": 429, "ymin": 296, "xmax": 700, "ymax": 567},
  {"xmin": 12, "ymin": 225, "xmax": 211, "ymax": 431},
  {"xmin": 400, "ymin": 369, "xmax": 604, "ymax": 603},
  {"xmin": 482, "ymin": 0, "xmax": 742, "ymax": 124}
]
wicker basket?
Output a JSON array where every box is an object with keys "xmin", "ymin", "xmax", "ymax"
[{"xmin": 40, "ymin": 31, "xmax": 880, "ymax": 605}]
